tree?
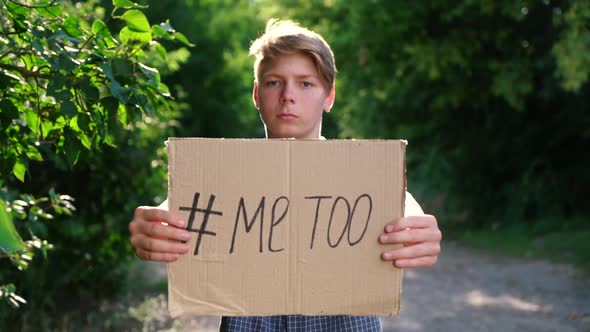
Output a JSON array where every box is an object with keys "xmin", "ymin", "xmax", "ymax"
[
  {"xmin": 260, "ymin": 0, "xmax": 590, "ymax": 226},
  {"xmin": 0, "ymin": 0, "xmax": 190, "ymax": 328}
]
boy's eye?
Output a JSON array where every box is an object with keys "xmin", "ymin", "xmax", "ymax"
[
  {"xmin": 265, "ymin": 80, "xmax": 280, "ymax": 87},
  {"xmin": 302, "ymin": 81, "xmax": 313, "ymax": 88}
]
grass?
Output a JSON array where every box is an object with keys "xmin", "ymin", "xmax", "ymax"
[{"xmin": 449, "ymin": 217, "xmax": 590, "ymax": 274}]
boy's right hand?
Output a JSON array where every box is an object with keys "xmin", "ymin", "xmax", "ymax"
[{"xmin": 129, "ymin": 206, "xmax": 191, "ymax": 262}]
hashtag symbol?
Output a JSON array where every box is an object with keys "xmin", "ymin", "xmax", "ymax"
[{"xmin": 179, "ymin": 192, "xmax": 223, "ymax": 255}]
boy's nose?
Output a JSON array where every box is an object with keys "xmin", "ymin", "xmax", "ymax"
[{"xmin": 280, "ymin": 84, "xmax": 295, "ymax": 103}]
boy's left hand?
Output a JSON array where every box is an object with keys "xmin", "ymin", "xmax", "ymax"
[{"xmin": 378, "ymin": 215, "xmax": 441, "ymax": 268}]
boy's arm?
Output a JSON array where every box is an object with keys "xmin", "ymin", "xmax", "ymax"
[{"xmin": 378, "ymin": 192, "xmax": 442, "ymax": 268}]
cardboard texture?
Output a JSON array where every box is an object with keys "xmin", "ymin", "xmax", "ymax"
[{"xmin": 167, "ymin": 138, "xmax": 406, "ymax": 317}]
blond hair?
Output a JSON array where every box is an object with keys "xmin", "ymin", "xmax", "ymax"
[{"xmin": 249, "ymin": 19, "xmax": 337, "ymax": 90}]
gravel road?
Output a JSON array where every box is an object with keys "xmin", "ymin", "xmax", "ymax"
[{"xmin": 134, "ymin": 241, "xmax": 590, "ymax": 331}]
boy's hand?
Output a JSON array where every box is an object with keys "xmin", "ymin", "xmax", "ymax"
[
  {"xmin": 378, "ymin": 215, "xmax": 441, "ymax": 268},
  {"xmin": 129, "ymin": 206, "xmax": 191, "ymax": 262}
]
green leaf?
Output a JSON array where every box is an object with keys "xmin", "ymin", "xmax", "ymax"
[
  {"xmin": 119, "ymin": 26, "xmax": 151, "ymax": 45},
  {"xmin": 117, "ymin": 103, "xmax": 128, "ymax": 125},
  {"xmin": 62, "ymin": 16, "xmax": 82, "ymax": 38},
  {"xmin": 92, "ymin": 20, "xmax": 117, "ymax": 48},
  {"xmin": 0, "ymin": 200, "xmax": 26, "ymax": 255},
  {"xmin": 77, "ymin": 113, "xmax": 90, "ymax": 132},
  {"xmin": 100, "ymin": 62, "xmax": 115, "ymax": 82},
  {"xmin": 92, "ymin": 19, "xmax": 107, "ymax": 34},
  {"xmin": 79, "ymin": 133, "xmax": 92, "ymax": 150},
  {"xmin": 138, "ymin": 63, "xmax": 160, "ymax": 86},
  {"xmin": 60, "ymin": 100, "xmax": 77, "ymax": 117},
  {"xmin": 1, "ymin": 284, "xmax": 16, "ymax": 294},
  {"xmin": 46, "ymin": 73, "xmax": 69, "ymax": 98},
  {"xmin": 0, "ymin": 71, "xmax": 17, "ymax": 90},
  {"xmin": 121, "ymin": 10, "xmax": 150, "ymax": 33},
  {"xmin": 33, "ymin": 2, "xmax": 61, "ymax": 18},
  {"xmin": 24, "ymin": 110, "xmax": 41, "ymax": 135},
  {"xmin": 12, "ymin": 159, "xmax": 26, "ymax": 182},
  {"xmin": 157, "ymin": 83, "xmax": 171, "ymax": 97},
  {"xmin": 79, "ymin": 79, "xmax": 99, "ymax": 103},
  {"xmin": 6, "ymin": 2, "xmax": 27, "ymax": 32},
  {"xmin": 151, "ymin": 25, "xmax": 169, "ymax": 38},
  {"xmin": 154, "ymin": 42, "xmax": 167, "ymax": 60},
  {"xmin": 92, "ymin": 110, "xmax": 106, "ymax": 141},
  {"xmin": 111, "ymin": 58, "xmax": 133, "ymax": 79},
  {"xmin": 63, "ymin": 130, "xmax": 81, "ymax": 168},
  {"xmin": 110, "ymin": 80, "xmax": 130, "ymax": 103},
  {"xmin": 159, "ymin": 21, "xmax": 175, "ymax": 33},
  {"xmin": 48, "ymin": 29, "xmax": 80, "ymax": 44},
  {"xmin": 55, "ymin": 53, "xmax": 78, "ymax": 72},
  {"xmin": 113, "ymin": 0, "xmax": 148, "ymax": 9},
  {"xmin": 0, "ymin": 100, "xmax": 19, "ymax": 121},
  {"xmin": 41, "ymin": 120, "xmax": 54, "ymax": 137},
  {"xmin": 100, "ymin": 96, "xmax": 119, "ymax": 115},
  {"xmin": 68, "ymin": 116, "xmax": 80, "ymax": 133},
  {"xmin": 26, "ymin": 146, "xmax": 43, "ymax": 161},
  {"xmin": 173, "ymin": 32, "xmax": 194, "ymax": 47}
]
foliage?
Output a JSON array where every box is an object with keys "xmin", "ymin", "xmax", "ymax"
[
  {"xmin": 142, "ymin": 0, "xmax": 589, "ymax": 227},
  {"xmin": 142, "ymin": 0, "xmax": 263, "ymax": 138},
  {"xmin": 458, "ymin": 217, "xmax": 590, "ymax": 274},
  {"xmin": 257, "ymin": 0, "xmax": 590, "ymax": 227},
  {"xmin": 0, "ymin": 0, "xmax": 187, "ymax": 329},
  {"xmin": 135, "ymin": 0, "xmax": 590, "ymax": 229}
]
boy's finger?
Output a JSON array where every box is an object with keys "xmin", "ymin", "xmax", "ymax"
[
  {"xmin": 132, "ymin": 236, "xmax": 190, "ymax": 255},
  {"xmin": 167, "ymin": 211, "xmax": 186, "ymax": 228},
  {"xmin": 384, "ymin": 215, "xmax": 437, "ymax": 232},
  {"xmin": 135, "ymin": 248, "xmax": 180, "ymax": 262},
  {"xmin": 138, "ymin": 221, "xmax": 191, "ymax": 242},
  {"xmin": 379, "ymin": 228, "xmax": 441, "ymax": 244},
  {"xmin": 381, "ymin": 242, "xmax": 440, "ymax": 261},
  {"xmin": 393, "ymin": 256, "xmax": 438, "ymax": 268},
  {"xmin": 135, "ymin": 206, "xmax": 186, "ymax": 228}
]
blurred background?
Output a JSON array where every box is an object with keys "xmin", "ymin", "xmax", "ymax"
[{"xmin": 1, "ymin": 0, "xmax": 588, "ymax": 331}]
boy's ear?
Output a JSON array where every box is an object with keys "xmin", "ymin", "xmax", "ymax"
[
  {"xmin": 323, "ymin": 85, "xmax": 336, "ymax": 113},
  {"xmin": 252, "ymin": 82, "xmax": 260, "ymax": 109}
]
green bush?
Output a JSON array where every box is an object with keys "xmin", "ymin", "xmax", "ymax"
[{"xmin": 0, "ymin": 0, "xmax": 187, "ymax": 329}]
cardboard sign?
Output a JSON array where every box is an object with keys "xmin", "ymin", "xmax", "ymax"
[{"xmin": 167, "ymin": 138, "xmax": 405, "ymax": 317}]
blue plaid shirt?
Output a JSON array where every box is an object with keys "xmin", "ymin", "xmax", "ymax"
[{"xmin": 220, "ymin": 315, "xmax": 381, "ymax": 331}]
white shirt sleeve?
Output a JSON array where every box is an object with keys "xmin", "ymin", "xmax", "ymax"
[
  {"xmin": 159, "ymin": 198, "xmax": 169, "ymax": 210},
  {"xmin": 404, "ymin": 191, "xmax": 424, "ymax": 216}
]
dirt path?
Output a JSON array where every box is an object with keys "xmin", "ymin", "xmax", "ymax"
[
  {"xmin": 381, "ymin": 241, "xmax": 590, "ymax": 332},
  {"xmin": 130, "ymin": 241, "xmax": 590, "ymax": 331}
]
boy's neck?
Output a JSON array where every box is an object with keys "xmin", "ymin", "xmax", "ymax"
[
  {"xmin": 266, "ymin": 135, "xmax": 323, "ymax": 139},
  {"xmin": 265, "ymin": 129, "xmax": 323, "ymax": 140}
]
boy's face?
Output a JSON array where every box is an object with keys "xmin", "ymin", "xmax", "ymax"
[{"xmin": 253, "ymin": 52, "xmax": 335, "ymax": 139}]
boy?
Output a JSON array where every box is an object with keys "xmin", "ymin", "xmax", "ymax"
[{"xmin": 129, "ymin": 19, "xmax": 442, "ymax": 331}]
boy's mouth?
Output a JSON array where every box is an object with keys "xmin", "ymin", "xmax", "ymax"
[{"xmin": 277, "ymin": 112, "xmax": 298, "ymax": 120}]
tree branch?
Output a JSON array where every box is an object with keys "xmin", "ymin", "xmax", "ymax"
[
  {"xmin": 7, "ymin": 0, "xmax": 58, "ymax": 9},
  {"xmin": 0, "ymin": 63, "xmax": 49, "ymax": 79}
]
